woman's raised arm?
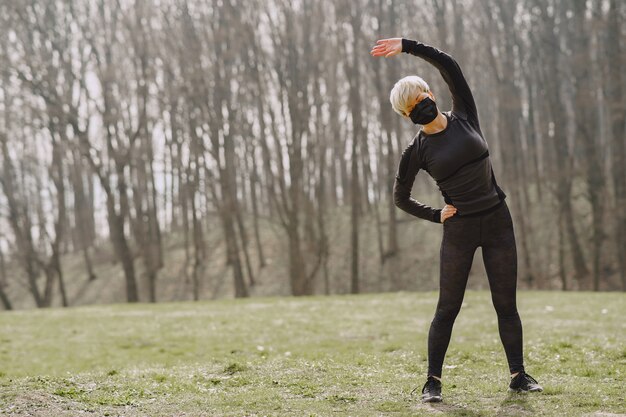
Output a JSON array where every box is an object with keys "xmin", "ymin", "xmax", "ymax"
[
  {"xmin": 371, "ymin": 37, "xmax": 480, "ymax": 131},
  {"xmin": 400, "ymin": 38, "xmax": 479, "ymax": 129}
]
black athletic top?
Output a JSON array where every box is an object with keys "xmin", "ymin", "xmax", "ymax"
[{"xmin": 393, "ymin": 38, "xmax": 506, "ymax": 224}]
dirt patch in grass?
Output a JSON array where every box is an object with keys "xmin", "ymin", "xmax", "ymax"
[
  {"xmin": 0, "ymin": 390, "xmax": 141, "ymax": 417},
  {"xmin": 1, "ymin": 391, "xmax": 77, "ymax": 417}
]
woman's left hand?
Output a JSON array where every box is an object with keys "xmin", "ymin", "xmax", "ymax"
[
  {"xmin": 441, "ymin": 204, "xmax": 457, "ymax": 223},
  {"xmin": 370, "ymin": 38, "xmax": 402, "ymax": 58}
]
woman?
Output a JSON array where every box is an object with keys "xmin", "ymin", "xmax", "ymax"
[{"xmin": 370, "ymin": 37, "xmax": 543, "ymax": 403}]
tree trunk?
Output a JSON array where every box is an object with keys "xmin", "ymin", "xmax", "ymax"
[{"xmin": 607, "ymin": 0, "xmax": 626, "ymax": 290}]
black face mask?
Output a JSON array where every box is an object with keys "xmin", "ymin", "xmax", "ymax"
[{"xmin": 409, "ymin": 96, "xmax": 438, "ymax": 125}]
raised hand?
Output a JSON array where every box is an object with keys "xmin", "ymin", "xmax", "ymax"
[{"xmin": 370, "ymin": 38, "xmax": 402, "ymax": 58}]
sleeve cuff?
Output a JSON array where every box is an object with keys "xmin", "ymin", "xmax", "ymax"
[
  {"xmin": 433, "ymin": 209, "xmax": 442, "ymax": 224},
  {"xmin": 401, "ymin": 38, "xmax": 410, "ymax": 53},
  {"xmin": 401, "ymin": 38, "xmax": 420, "ymax": 54}
]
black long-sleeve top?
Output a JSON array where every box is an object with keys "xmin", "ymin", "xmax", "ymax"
[{"xmin": 393, "ymin": 38, "xmax": 506, "ymax": 223}]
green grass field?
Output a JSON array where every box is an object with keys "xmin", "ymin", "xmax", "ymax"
[{"xmin": 0, "ymin": 290, "xmax": 624, "ymax": 416}]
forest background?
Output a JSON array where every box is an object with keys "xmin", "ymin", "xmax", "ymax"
[{"xmin": 0, "ymin": 0, "xmax": 624, "ymax": 310}]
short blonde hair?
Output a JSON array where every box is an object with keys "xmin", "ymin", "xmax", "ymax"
[{"xmin": 389, "ymin": 75, "xmax": 430, "ymax": 117}]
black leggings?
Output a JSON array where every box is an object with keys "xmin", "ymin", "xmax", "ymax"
[{"xmin": 427, "ymin": 200, "xmax": 525, "ymax": 377}]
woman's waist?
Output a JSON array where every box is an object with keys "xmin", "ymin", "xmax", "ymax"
[
  {"xmin": 441, "ymin": 188, "xmax": 505, "ymax": 217},
  {"xmin": 455, "ymin": 197, "xmax": 506, "ymax": 217}
]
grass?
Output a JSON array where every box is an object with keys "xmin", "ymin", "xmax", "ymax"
[{"xmin": 0, "ymin": 290, "xmax": 624, "ymax": 416}]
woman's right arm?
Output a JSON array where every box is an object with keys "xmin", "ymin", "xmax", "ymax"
[{"xmin": 393, "ymin": 137, "xmax": 442, "ymax": 224}]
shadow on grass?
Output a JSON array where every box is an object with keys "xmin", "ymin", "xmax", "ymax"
[
  {"xmin": 423, "ymin": 403, "xmax": 486, "ymax": 416},
  {"xmin": 408, "ymin": 390, "xmax": 485, "ymax": 417},
  {"xmin": 407, "ymin": 390, "xmax": 536, "ymax": 417},
  {"xmin": 495, "ymin": 392, "xmax": 535, "ymax": 416}
]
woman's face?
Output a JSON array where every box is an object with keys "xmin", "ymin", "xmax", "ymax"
[{"xmin": 405, "ymin": 91, "xmax": 436, "ymax": 118}]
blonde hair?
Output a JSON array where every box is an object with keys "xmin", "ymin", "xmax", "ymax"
[{"xmin": 389, "ymin": 75, "xmax": 430, "ymax": 117}]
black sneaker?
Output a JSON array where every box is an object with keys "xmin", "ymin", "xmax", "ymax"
[
  {"xmin": 418, "ymin": 375, "xmax": 443, "ymax": 402},
  {"xmin": 508, "ymin": 371, "xmax": 543, "ymax": 393}
]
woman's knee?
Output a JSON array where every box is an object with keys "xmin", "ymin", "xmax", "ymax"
[
  {"xmin": 493, "ymin": 302, "xmax": 520, "ymax": 319},
  {"xmin": 433, "ymin": 304, "xmax": 462, "ymax": 323}
]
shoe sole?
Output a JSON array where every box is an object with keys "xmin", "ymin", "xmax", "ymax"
[
  {"xmin": 508, "ymin": 387, "xmax": 543, "ymax": 393},
  {"xmin": 422, "ymin": 394, "xmax": 443, "ymax": 402}
]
